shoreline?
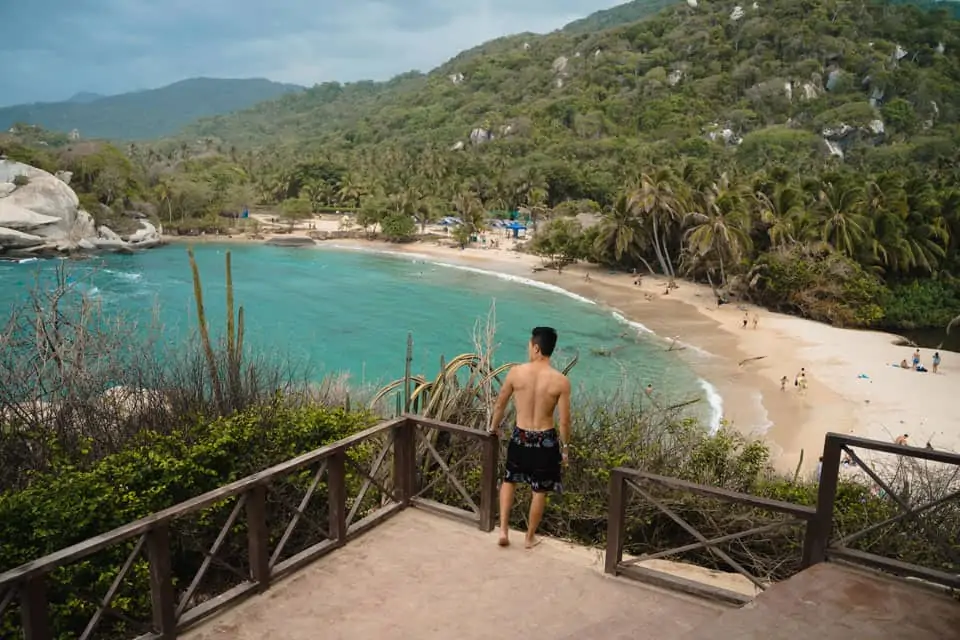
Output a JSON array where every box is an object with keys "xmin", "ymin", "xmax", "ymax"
[{"xmin": 167, "ymin": 230, "xmax": 960, "ymax": 473}]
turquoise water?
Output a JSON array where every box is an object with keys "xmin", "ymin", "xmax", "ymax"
[{"xmin": 0, "ymin": 244, "xmax": 719, "ymax": 425}]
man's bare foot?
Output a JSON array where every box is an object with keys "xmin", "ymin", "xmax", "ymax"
[
  {"xmin": 498, "ymin": 533, "xmax": 510, "ymax": 547},
  {"xmin": 524, "ymin": 536, "xmax": 542, "ymax": 549}
]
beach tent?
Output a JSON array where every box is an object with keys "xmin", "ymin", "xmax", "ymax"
[{"xmin": 504, "ymin": 221, "xmax": 527, "ymax": 238}]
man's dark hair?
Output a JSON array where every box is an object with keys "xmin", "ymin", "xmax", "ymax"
[{"xmin": 531, "ymin": 326, "xmax": 558, "ymax": 357}]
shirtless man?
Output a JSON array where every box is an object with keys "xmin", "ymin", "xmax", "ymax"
[{"xmin": 489, "ymin": 326, "xmax": 571, "ymax": 549}]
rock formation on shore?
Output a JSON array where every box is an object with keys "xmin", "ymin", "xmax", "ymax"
[{"xmin": 0, "ymin": 159, "xmax": 162, "ymax": 258}]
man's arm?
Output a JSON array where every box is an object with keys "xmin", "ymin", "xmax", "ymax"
[
  {"xmin": 489, "ymin": 369, "xmax": 515, "ymax": 435},
  {"xmin": 557, "ymin": 377, "xmax": 572, "ymax": 453}
]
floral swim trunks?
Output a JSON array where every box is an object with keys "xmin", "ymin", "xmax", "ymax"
[{"xmin": 504, "ymin": 426, "xmax": 563, "ymax": 493}]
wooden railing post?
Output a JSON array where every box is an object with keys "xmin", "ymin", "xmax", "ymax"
[
  {"xmin": 393, "ymin": 418, "xmax": 416, "ymax": 506},
  {"xmin": 479, "ymin": 434, "xmax": 500, "ymax": 532},
  {"xmin": 247, "ymin": 485, "xmax": 271, "ymax": 590},
  {"xmin": 20, "ymin": 575, "xmax": 51, "ymax": 640},
  {"xmin": 604, "ymin": 470, "xmax": 627, "ymax": 575},
  {"xmin": 146, "ymin": 524, "xmax": 176, "ymax": 639},
  {"xmin": 328, "ymin": 451, "xmax": 348, "ymax": 544},
  {"xmin": 803, "ymin": 434, "xmax": 843, "ymax": 567}
]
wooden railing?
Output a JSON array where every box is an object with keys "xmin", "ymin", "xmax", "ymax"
[
  {"xmin": 605, "ymin": 432, "xmax": 960, "ymax": 602},
  {"xmin": 811, "ymin": 432, "xmax": 960, "ymax": 590},
  {"xmin": 604, "ymin": 469, "xmax": 816, "ymax": 605},
  {"xmin": 0, "ymin": 415, "xmax": 498, "ymax": 639}
]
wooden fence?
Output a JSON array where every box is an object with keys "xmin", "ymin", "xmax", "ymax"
[
  {"xmin": 605, "ymin": 431, "xmax": 960, "ymax": 603},
  {"xmin": 0, "ymin": 415, "xmax": 498, "ymax": 639}
]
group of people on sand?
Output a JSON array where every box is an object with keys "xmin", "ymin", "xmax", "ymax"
[
  {"xmin": 898, "ymin": 348, "xmax": 942, "ymax": 374},
  {"xmin": 780, "ymin": 367, "xmax": 808, "ymax": 392},
  {"xmin": 741, "ymin": 311, "xmax": 759, "ymax": 329}
]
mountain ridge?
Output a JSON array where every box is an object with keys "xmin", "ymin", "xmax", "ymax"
[{"xmin": 0, "ymin": 78, "xmax": 304, "ymax": 141}]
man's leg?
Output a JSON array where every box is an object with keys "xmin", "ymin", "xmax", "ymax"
[
  {"xmin": 498, "ymin": 481, "xmax": 515, "ymax": 546},
  {"xmin": 525, "ymin": 491, "xmax": 547, "ymax": 548}
]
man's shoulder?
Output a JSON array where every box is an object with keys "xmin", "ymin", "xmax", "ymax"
[{"xmin": 550, "ymin": 368, "xmax": 571, "ymax": 387}]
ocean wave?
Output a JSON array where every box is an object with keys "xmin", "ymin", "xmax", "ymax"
[
  {"xmin": 748, "ymin": 390, "xmax": 774, "ymax": 435},
  {"xmin": 610, "ymin": 310, "xmax": 714, "ymax": 357},
  {"xmin": 104, "ymin": 269, "xmax": 143, "ymax": 282},
  {"xmin": 325, "ymin": 244, "xmax": 598, "ymax": 306},
  {"xmin": 699, "ymin": 378, "xmax": 724, "ymax": 434}
]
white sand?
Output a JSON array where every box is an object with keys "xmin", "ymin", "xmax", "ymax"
[{"xmin": 167, "ymin": 215, "xmax": 958, "ymax": 472}]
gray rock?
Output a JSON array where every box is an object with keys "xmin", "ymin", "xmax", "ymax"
[
  {"xmin": 265, "ymin": 236, "xmax": 316, "ymax": 247},
  {"xmin": 98, "ymin": 225, "xmax": 123, "ymax": 242},
  {"xmin": 0, "ymin": 227, "xmax": 46, "ymax": 248},
  {"xmin": 128, "ymin": 221, "xmax": 161, "ymax": 246},
  {"xmin": 0, "ymin": 201, "xmax": 61, "ymax": 230}
]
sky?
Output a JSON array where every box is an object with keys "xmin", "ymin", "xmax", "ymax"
[{"xmin": 0, "ymin": 0, "xmax": 624, "ymax": 107}]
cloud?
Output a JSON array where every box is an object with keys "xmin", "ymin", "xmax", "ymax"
[{"xmin": 0, "ymin": 0, "xmax": 624, "ymax": 106}]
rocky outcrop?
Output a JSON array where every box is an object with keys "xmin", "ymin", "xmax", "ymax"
[
  {"xmin": 0, "ymin": 159, "xmax": 162, "ymax": 257},
  {"xmin": 265, "ymin": 236, "xmax": 316, "ymax": 247}
]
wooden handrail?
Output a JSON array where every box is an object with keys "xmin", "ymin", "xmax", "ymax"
[
  {"xmin": 607, "ymin": 431, "xmax": 960, "ymax": 600},
  {"xmin": 0, "ymin": 414, "xmax": 500, "ymax": 639},
  {"xmin": 612, "ymin": 469, "xmax": 816, "ymax": 519},
  {"xmin": 0, "ymin": 416, "xmax": 407, "ymax": 586}
]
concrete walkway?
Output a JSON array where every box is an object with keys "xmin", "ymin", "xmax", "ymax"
[
  {"xmin": 684, "ymin": 561, "xmax": 960, "ymax": 639},
  {"xmin": 184, "ymin": 509, "xmax": 724, "ymax": 640}
]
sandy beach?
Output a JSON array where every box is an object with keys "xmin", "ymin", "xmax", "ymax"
[{"xmin": 166, "ymin": 215, "xmax": 959, "ymax": 473}]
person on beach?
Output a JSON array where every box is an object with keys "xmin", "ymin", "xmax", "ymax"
[
  {"xmin": 489, "ymin": 327, "xmax": 571, "ymax": 549},
  {"xmin": 780, "ymin": 376, "xmax": 788, "ymax": 391},
  {"xmin": 895, "ymin": 433, "xmax": 909, "ymax": 446},
  {"xmin": 752, "ymin": 313, "xmax": 759, "ymax": 329},
  {"xmin": 645, "ymin": 384, "xmax": 654, "ymax": 396},
  {"xmin": 742, "ymin": 312, "xmax": 749, "ymax": 329},
  {"xmin": 912, "ymin": 349, "xmax": 921, "ymax": 368},
  {"xmin": 932, "ymin": 351, "xmax": 941, "ymax": 374}
]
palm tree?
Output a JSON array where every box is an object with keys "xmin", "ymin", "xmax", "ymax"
[
  {"xmin": 754, "ymin": 182, "xmax": 804, "ymax": 250},
  {"xmin": 594, "ymin": 191, "xmax": 648, "ymax": 267},
  {"xmin": 155, "ymin": 179, "xmax": 174, "ymax": 224},
  {"xmin": 634, "ymin": 169, "xmax": 682, "ymax": 278},
  {"xmin": 811, "ymin": 178, "xmax": 869, "ymax": 258},
  {"xmin": 683, "ymin": 173, "xmax": 753, "ymax": 286}
]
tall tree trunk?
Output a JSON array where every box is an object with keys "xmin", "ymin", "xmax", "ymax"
[{"xmin": 651, "ymin": 220, "xmax": 670, "ymax": 276}]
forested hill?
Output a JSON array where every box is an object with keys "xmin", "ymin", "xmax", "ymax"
[
  {"xmin": 562, "ymin": 0, "xmax": 682, "ymax": 33},
  {"xmin": 151, "ymin": 0, "xmax": 960, "ymax": 330},
  {"xmin": 0, "ymin": 78, "xmax": 304, "ymax": 141},
  {"xmin": 182, "ymin": 0, "xmax": 960, "ymax": 164}
]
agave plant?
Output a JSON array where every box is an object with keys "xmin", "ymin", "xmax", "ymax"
[{"xmin": 370, "ymin": 347, "xmax": 579, "ymax": 428}]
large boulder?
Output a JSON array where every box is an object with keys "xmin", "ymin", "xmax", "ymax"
[
  {"xmin": 0, "ymin": 227, "xmax": 46, "ymax": 248},
  {"xmin": 0, "ymin": 201, "xmax": 62, "ymax": 230},
  {"xmin": 128, "ymin": 221, "xmax": 161, "ymax": 247},
  {"xmin": 0, "ymin": 160, "xmax": 85, "ymax": 245}
]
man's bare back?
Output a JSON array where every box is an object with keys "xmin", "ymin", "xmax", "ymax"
[{"xmin": 509, "ymin": 361, "xmax": 571, "ymax": 432}]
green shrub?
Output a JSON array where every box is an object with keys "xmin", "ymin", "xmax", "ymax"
[
  {"xmin": 380, "ymin": 213, "xmax": 416, "ymax": 242},
  {"xmin": 11, "ymin": 174, "xmax": 29, "ymax": 187},
  {"xmin": 881, "ymin": 279, "xmax": 960, "ymax": 330},
  {"xmin": 0, "ymin": 405, "xmax": 373, "ymax": 638},
  {"xmin": 745, "ymin": 246, "xmax": 888, "ymax": 327}
]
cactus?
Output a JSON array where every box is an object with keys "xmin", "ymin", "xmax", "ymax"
[
  {"xmin": 188, "ymin": 246, "xmax": 223, "ymax": 410},
  {"xmin": 187, "ymin": 248, "xmax": 245, "ymax": 412}
]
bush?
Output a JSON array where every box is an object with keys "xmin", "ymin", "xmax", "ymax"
[
  {"xmin": 380, "ymin": 213, "xmax": 416, "ymax": 242},
  {"xmin": 0, "ymin": 405, "xmax": 373, "ymax": 638},
  {"xmin": 881, "ymin": 279, "xmax": 960, "ymax": 330},
  {"xmin": 744, "ymin": 245, "xmax": 888, "ymax": 327},
  {"xmin": 12, "ymin": 174, "xmax": 29, "ymax": 187}
]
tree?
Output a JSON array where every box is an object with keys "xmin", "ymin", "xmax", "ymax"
[
  {"xmin": 381, "ymin": 213, "xmax": 417, "ymax": 242},
  {"xmin": 530, "ymin": 217, "xmax": 584, "ymax": 273},
  {"xmin": 280, "ymin": 197, "xmax": 312, "ymax": 228}
]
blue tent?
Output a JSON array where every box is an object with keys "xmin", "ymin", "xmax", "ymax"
[{"xmin": 504, "ymin": 221, "xmax": 527, "ymax": 238}]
